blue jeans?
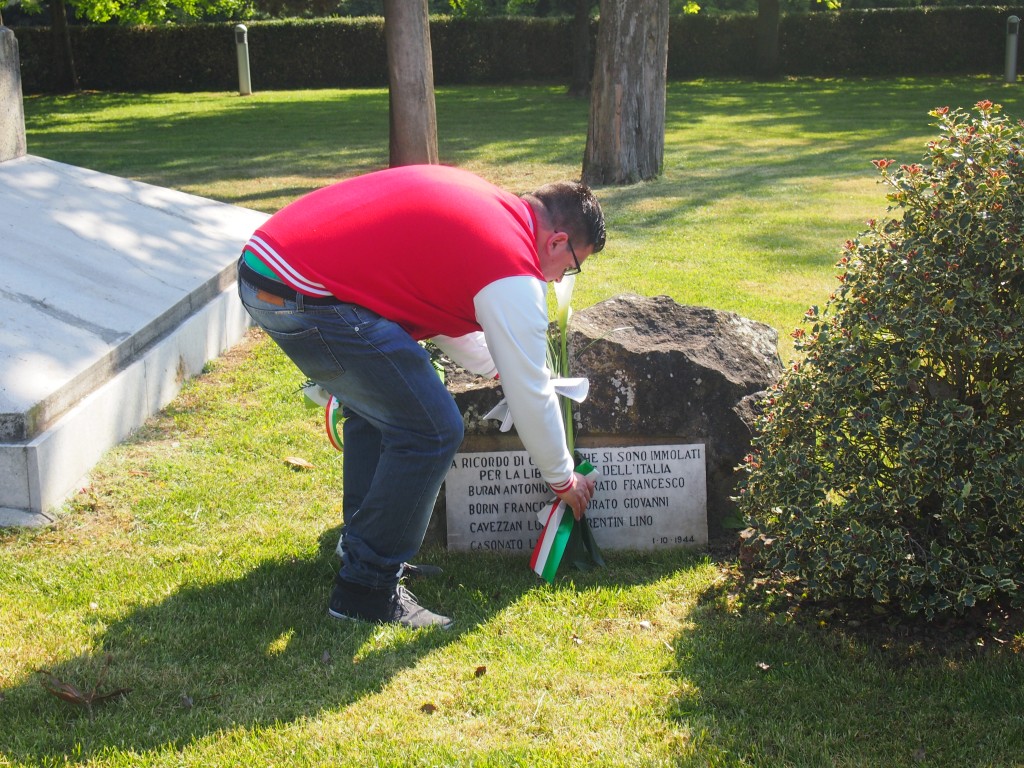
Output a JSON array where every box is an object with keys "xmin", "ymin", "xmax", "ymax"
[{"xmin": 237, "ymin": 275, "xmax": 464, "ymax": 591}]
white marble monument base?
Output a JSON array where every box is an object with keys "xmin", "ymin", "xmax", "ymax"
[{"xmin": 0, "ymin": 155, "xmax": 269, "ymax": 525}]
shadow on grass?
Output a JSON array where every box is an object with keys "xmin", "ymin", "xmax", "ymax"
[
  {"xmin": 666, "ymin": 577, "xmax": 1024, "ymax": 766},
  {"xmin": 0, "ymin": 525, "xmax": 696, "ymax": 765},
  {"xmin": 0, "ymin": 526, "xmax": 510, "ymax": 762}
]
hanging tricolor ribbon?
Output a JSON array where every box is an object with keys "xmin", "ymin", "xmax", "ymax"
[
  {"xmin": 300, "ymin": 382, "xmax": 345, "ymax": 451},
  {"xmin": 530, "ymin": 461, "xmax": 603, "ymax": 584},
  {"xmin": 530, "ymin": 498, "xmax": 575, "ymax": 584},
  {"xmin": 324, "ymin": 395, "xmax": 344, "ymax": 451}
]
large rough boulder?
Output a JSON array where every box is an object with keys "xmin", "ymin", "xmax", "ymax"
[
  {"xmin": 431, "ymin": 294, "xmax": 783, "ymax": 545},
  {"xmin": 569, "ymin": 294, "xmax": 783, "ymax": 539}
]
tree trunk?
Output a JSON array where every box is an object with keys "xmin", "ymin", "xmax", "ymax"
[
  {"xmin": 582, "ymin": 0, "xmax": 669, "ymax": 186},
  {"xmin": 755, "ymin": 0, "xmax": 781, "ymax": 80},
  {"xmin": 383, "ymin": 0, "xmax": 438, "ymax": 167},
  {"xmin": 566, "ymin": 0, "xmax": 594, "ymax": 99},
  {"xmin": 48, "ymin": 0, "xmax": 79, "ymax": 93}
]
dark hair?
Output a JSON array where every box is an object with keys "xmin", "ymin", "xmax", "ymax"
[{"xmin": 528, "ymin": 181, "xmax": 606, "ymax": 253}]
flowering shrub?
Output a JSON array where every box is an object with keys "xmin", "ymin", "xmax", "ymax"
[{"xmin": 737, "ymin": 102, "xmax": 1024, "ymax": 620}]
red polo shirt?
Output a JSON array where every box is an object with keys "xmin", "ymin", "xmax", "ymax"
[{"xmin": 246, "ymin": 164, "xmax": 542, "ymax": 340}]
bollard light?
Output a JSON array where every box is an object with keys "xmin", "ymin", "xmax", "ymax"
[
  {"xmin": 235, "ymin": 24, "xmax": 252, "ymax": 96},
  {"xmin": 1007, "ymin": 16, "xmax": 1020, "ymax": 84}
]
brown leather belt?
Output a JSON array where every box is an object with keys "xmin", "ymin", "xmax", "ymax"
[{"xmin": 237, "ymin": 259, "xmax": 342, "ymax": 306}]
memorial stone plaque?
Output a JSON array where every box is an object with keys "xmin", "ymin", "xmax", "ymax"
[{"xmin": 445, "ymin": 444, "xmax": 707, "ymax": 553}]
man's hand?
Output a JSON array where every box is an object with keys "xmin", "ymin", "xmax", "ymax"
[{"xmin": 555, "ymin": 471, "xmax": 597, "ymax": 520}]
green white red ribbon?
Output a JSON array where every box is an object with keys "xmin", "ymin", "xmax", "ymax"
[
  {"xmin": 325, "ymin": 395, "xmax": 344, "ymax": 450},
  {"xmin": 530, "ymin": 498, "xmax": 574, "ymax": 584},
  {"xmin": 299, "ymin": 381, "xmax": 345, "ymax": 451},
  {"xmin": 530, "ymin": 460, "xmax": 604, "ymax": 584}
]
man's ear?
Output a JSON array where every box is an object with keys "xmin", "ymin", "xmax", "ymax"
[
  {"xmin": 541, "ymin": 232, "xmax": 556, "ymax": 254},
  {"xmin": 548, "ymin": 231, "xmax": 568, "ymax": 250}
]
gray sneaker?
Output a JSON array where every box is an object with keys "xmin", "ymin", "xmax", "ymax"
[{"xmin": 328, "ymin": 578, "xmax": 453, "ymax": 630}]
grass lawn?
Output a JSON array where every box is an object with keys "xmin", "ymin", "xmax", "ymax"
[
  {"xmin": 2, "ymin": 77, "xmax": 1023, "ymax": 767},
  {"xmin": 25, "ymin": 76, "xmax": 1024, "ymax": 358}
]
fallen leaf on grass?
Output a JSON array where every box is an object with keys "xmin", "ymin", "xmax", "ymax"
[
  {"xmin": 284, "ymin": 456, "xmax": 315, "ymax": 470},
  {"xmin": 571, "ymin": 634, "xmax": 584, "ymax": 646},
  {"xmin": 36, "ymin": 655, "xmax": 130, "ymax": 715},
  {"xmin": 756, "ymin": 661, "xmax": 771, "ymax": 671},
  {"xmin": 36, "ymin": 673, "xmax": 129, "ymax": 706},
  {"xmin": 420, "ymin": 702, "xmax": 437, "ymax": 714},
  {"xmin": 473, "ymin": 665, "xmax": 487, "ymax": 678},
  {"xmin": 638, "ymin": 620, "xmax": 653, "ymax": 630},
  {"xmin": 321, "ymin": 650, "xmax": 333, "ymax": 666}
]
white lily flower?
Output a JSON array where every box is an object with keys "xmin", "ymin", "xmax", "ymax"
[
  {"xmin": 554, "ymin": 273, "xmax": 576, "ymax": 335},
  {"xmin": 549, "ymin": 274, "xmax": 577, "ymax": 452}
]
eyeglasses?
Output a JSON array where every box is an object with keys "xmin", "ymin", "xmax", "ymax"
[{"xmin": 564, "ymin": 238, "xmax": 582, "ymax": 276}]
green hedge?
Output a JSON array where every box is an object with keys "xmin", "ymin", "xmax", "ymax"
[
  {"xmin": 779, "ymin": 7, "xmax": 1019, "ymax": 76},
  {"xmin": 17, "ymin": 18, "xmax": 392, "ymax": 92},
  {"xmin": 668, "ymin": 14, "xmax": 760, "ymax": 78},
  {"xmin": 429, "ymin": 17, "xmax": 573, "ymax": 83},
  {"xmin": 11, "ymin": 7, "xmax": 1023, "ymax": 94}
]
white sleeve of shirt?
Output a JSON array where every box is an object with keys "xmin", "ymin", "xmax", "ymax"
[
  {"xmin": 430, "ymin": 332, "xmax": 499, "ymax": 379},
  {"xmin": 473, "ymin": 276, "xmax": 575, "ymax": 492}
]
